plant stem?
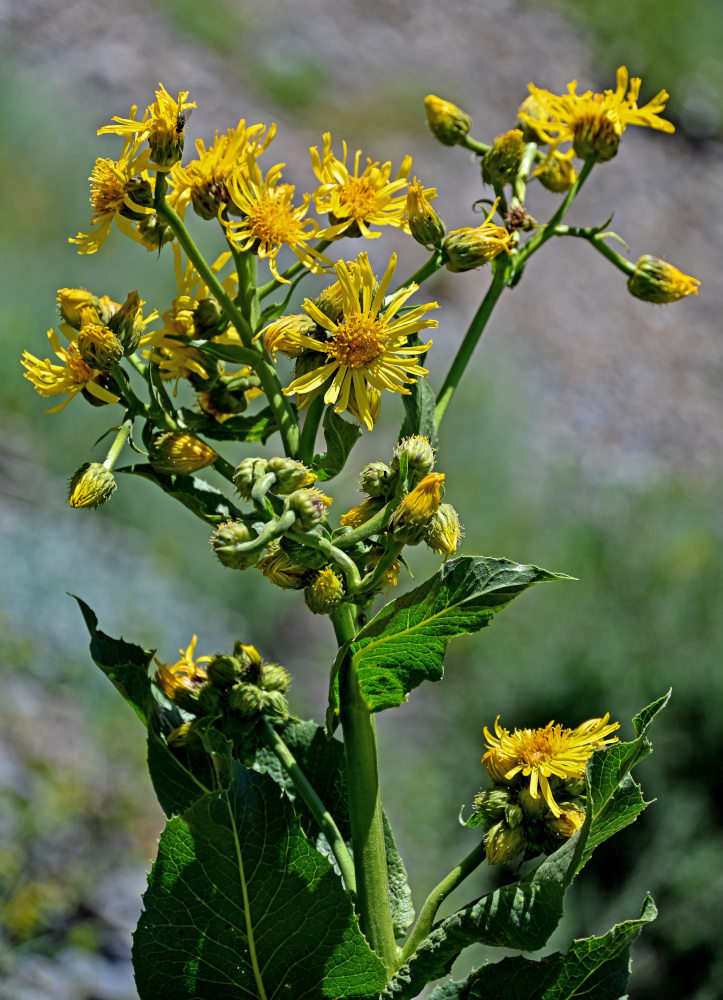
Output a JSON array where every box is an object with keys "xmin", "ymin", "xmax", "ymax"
[
  {"xmin": 258, "ymin": 717, "xmax": 357, "ymax": 899},
  {"xmin": 103, "ymin": 420, "xmax": 133, "ymax": 470},
  {"xmin": 298, "ymin": 395, "xmax": 325, "ymax": 465},
  {"xmin": 553, "ymin": 226, "xmax": 635, "ymax": 275},
  {"xmin": 330, "ymin": 604, "xmax": 397, "ymax": 974},
  {"xmin": 434, "ymin": 259, "xmax": 508, "ymax": 432},
  {"xmin": 286, "ymin": 529, "xmax": 362, "ymax": 590},
  {"xmin": 399, "ymin": 839, "xmax": 487, "ymax": 965},
  {"xmin": 393, "ymin": 249, "xmax": 445, "ymax": 295}
]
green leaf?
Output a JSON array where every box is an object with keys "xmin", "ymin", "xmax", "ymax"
[
  {"xmin": 313, "ymin": 407, "xmax": 362, "ymax": 481},
  {"xmin": 384, "ymin": 812, "xmax": 415, "ymax": 938},
  {"xmin": 280, "ymin": 534, "xmax": 329, "ymax": 570},
  {"xmin": 133, "ymin": 764, "xmax": 387, "ymax": 1000},
  {"xmin": 119, "ymin": 462, "xmax": 247, "ymax": 525},
  {"xmin": 400, "ymin": 374, "xmax": 437, "ymax": 446},
  {"xmin": 179, "ymin": 406, "xmax": 278, "ymax": 443},
  {"xmin": 427, "ymin": 895, "xmax": 657, "ymax": 1000},
  {"xmin": 146, "ymin": 709, "xmax": 216, "ymax": 817},
  {"xmin": 330, "ymin": 557, "xmax": 569, "ymax": 719},
  {"xmin": 193, "ymin": 340, "xmax": 258, "ymax": 365},
  {"xmin": 73, "ymin": 596, "xmax": 153, "ymax": 723},
  {"xmin": 579, "ymin": 690, "xmax": 670, "ymax": 870}
]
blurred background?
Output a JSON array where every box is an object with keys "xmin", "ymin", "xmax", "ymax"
[{"xmin": 1, "ymin": 0, "xmax": 721, "ymax": 997}]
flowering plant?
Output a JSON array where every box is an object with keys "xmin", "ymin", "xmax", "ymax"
[{"xmin": 24, "ymin": 71, "xmax": 697, "ymax": 998}]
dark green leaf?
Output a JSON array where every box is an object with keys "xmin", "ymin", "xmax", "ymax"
[
  {"xmin": 179, "ymin": 405, "xmax": 278, "ymax": 443},
  {"xmin": 313, "ymin": 407, "xmax": 362, "ymax": 481},
  {"xmin": 384, "ymin": 812, "xmax": 415, "ymax": 938},
  {"xmin": 400, "ymin": 374, "xmax": 437, "ymax": 446},
  {"xmin": 193, "ymin": 340, "xmax": 258, "ymax": 365},
  {"xmin": 427, "ymin": 895, "xmax": 657, "ymax": 1000},
  {"xmin": 146, "ymin": 709, "xmax": 216, "ymax": 817},
  {"xmin": 73, "ymin": 596, "xmax": 153, "ymax": 723},
  {"xmin": 280, "ymin": 534, "xmax": 329, "ymax": 570},
  {"xmin": 119, "ymin": 462, "xmax": 247, "ymax": 525},
  {"xmin": 133, "ymin": 764, "xmax": 387, "ymax": 999},
  {"xmin": 330, "ymin": 557, "xmax": 570, "ymax": 719}
]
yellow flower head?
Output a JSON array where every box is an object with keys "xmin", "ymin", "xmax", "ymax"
[
  {"xmin": 168, "ymin": 119, "xmax": 276, "ymax": 219},
  {"xmin": 98, "ymin": 84, "xmax": 196, "ymax": 168},
  {"xmin": 627, "ymin": 255, "xmax": 700, "ymax": 304},
  {"xmin": 390, "ymin": 472, "xmax": 446, "ymax": 532},
  {"xmin": 311, "ymin": 133, "xmax": 413, "ymax": 238},
  {"xmin": 282, "ymin": 252, "xmax": 437, "ymax": 430},
  {"xmin": 520, "ymin": 66, "xmax": 674, "ymax": 162},
  {"xmin": 154, "ymin": 635, "xmax": 211, "ymax": 702},
  {"xmin": 482, "ymin": 714, "xmax": 620, "ymax": 818},
  {"xmin": 148, "ymin": 431, "xmax": 218, "ymax": 475},
  {"xmin": 261, "ymin": 314, "xmax": 318, "ymax": 358},
  {"xmin": 257, "ymin": 543, "xmax": 310, "ymax": 590},
  {"xmin": 443, "ymin": 199, "xmax": 515, "ymax": 272},
  {"xmin": 424, "ymin": 502, "xmax": 463, "ymax": 555},
  {"xmin": 339, "ymin": 496, "xmax": 386, "ymax": 528},
  {"xmin": 405, "ymin": 177, "xmax": 445, "ymax": 246},
  {"xmin": 21, "ymin": 329, "xmax": 120, "ymax": 412},
  {"xmin": 67, "ymin": 462, "xmax": 117, "ymax": 510},
  {"xmin": 304, "ymin": 565, "xmax": 345, "ymax": 615},
  {"xmin": 70, "ymin": 145, "xmax": 154, "ymax": 254},
  {"xmin": 223, "ymin": 157, "xmax": 330, "ymax": 282}
]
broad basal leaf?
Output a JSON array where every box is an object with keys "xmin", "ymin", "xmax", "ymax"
[
  {"xmin": 74, "ymin": 596, "xmax": 153, "ymax": 723},
  {"xmin": 330, "ymin": 556, "xmax": 569, "ymax": 720},
  {"xmin": 133, "ymin": 764, "xmax": 387, "ymax": 1000},
  {"xmin": 428, "ymin": 895, "xmax": 657, "ymax": 1000},
  {"xmin": 313, "ymin": 407, "xmax": 363, "ymax": 482},
  {"xmin": 119, "ymin": 462, "xmax": 246, "ymax": 525}
]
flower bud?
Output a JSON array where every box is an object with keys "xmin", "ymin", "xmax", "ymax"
[
  {"xmin": 304, "ymin": 566, "xmax": 345, "ymax": 614},
  {"xmin": 516, "ymin": 94, "xmax": 545, "ymax": 143},
  {"xmin": 195, "ymin": 682, "xmax": 222, "ymax": 716},
  {"xmin": 424, "ymin": 94, "xmax": 472, "ymax": 146},
  {"xmin": 107, "ymin": 291, "xmax": 145, "ymax": 355},
  {"xmin": 389, "ymin": 473, "xmax": 445, "ymax": 544},
  {"xmin": 167, "ymin": 721, "xmax": 203, "ymax": 748},
  {"xmin": 545, "ymin": 802, "xmax": 586, "ymax": 840},
  {"xmin": 627, "ymin": 256, "xmax": 700, "ymax": 304},
  {"xmin": 67, "ymin": 462, "xmax": 117, "ymax": 509},
  {"xmin": 406, "ymin": 178, "xmax": 446, "ymax": 246},
  {"xmin": 76, "ymin": 323, "xmax": 124, "ymax": 370},
  {"xmin": 562, "ymin": 777, "xmax": 586, "ymax": 799},
  {"xmin": 234, "ymin": 642, "xmax": 263, "ymax": 681},
  {"xmin": 573, "ymin": 112, "xmax": 620, "ymax": 162},
  {"xmin": 485, "ymin": 821, "xmax": 526, "ymax": 865},
  {"xmin": 266, "ymin": 457, "xmax": 317, "ymax": 494},
  {"xmin": 207, "ymin": 654, "xmax": 241, "ymax": 688},
  {"xmin": 424, "ymin": 503, "xmax": 463, "ymax": 556},
  {"xmin": 57, "ymin": 288, "xmax": 101, "ymax": 329},
  {"xmin": 80, "ymin": 371, "xmax": 121, "ymax": 407},
  {"xmin": 228, "ymin": 682, "xmax": 266, "ymax": 717},
  {"xmin": 233, "ymin": 457, "xmax": 268, "ymax": 499},
  {"xmin": 504, "ymin": 802, "xmax": 524, "ymax": 829},
  {"xmin": 210, "ymin": 520, "xmax": 259, "ymax": 570},
  {"xmin": 285, "ymin": 488, "xmax": 332, "ymax": 530},
  {"xmin": 443, "ymin": 223, "xmax": 513, "ymax": 272},
  {"xmin": 120, "ymin": 177, "xmax": 154, "ymax": 220},
  {"xmin": 391, "ymin": 435, "xmax": 435, "ymax": 485},
  {"xmin": 481, "ymin": 130, "xmax": 525, "ymax": 187},
  {"xmin": 518, "ymin": 786, "xmax": 550, "ymax": 820},
  {"xmin": 261, "ymin": 662, "xmax": 292, "ymax": 693},
  {"xmin": 535, "ymin": 152, "xmax": 578, "ymax": 193},
  {"xmin": 137, "ymin": 214, "xmax": 174, "ymax": 251},
  {"xmin": 339, "ymin": 496, "xmax": 386, "ymax": 528},
  {"xmin": 193, "ymin": 297, "xmax": 224, "ymax": 339},
  {"xmin": 149, "ymin": 118, "xmax": 186, "ymax": 169},
  {"xmin": 359, "ymin": 462, "xmax": 394, "ymax": 498},
  {"xmin": 149, "ymin": 432, "xmax": 218, "ymax": 475},
  {"xmin": 473, "ymin": 788, "xmax": 509, "ymax": 826},
  {"xmin": 262, "ymin": 314, "xmax": 318, "ymax": 357},
  {"xmin": 257, "ymin": 544, "xmax": 309, "ymax": 590}
]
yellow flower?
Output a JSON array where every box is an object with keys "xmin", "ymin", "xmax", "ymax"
[
  {"xmin": 67, "ymin": 462, "xmax": 117, "ymax": 510},
  {"xmin": 223, "ymin": 157, "xmax": 331, "ymax": 282},
  {"xmin": 154, "ymin": 635, "xmax": 211, "ymax": 702},
  {"xmin": 482, "ymin": 714, "xmax": 620, "ymax": 818},
  {"xmin": 257, "ymin": 543, "xmax": 310, "ymax": 590},
  {"xmin": 311, "ymin": 133, "xmax": 413, "ymax": 237},
  {"xmin": 168, "ymin": 118, "xmax": 276, "ymax": 219},
  {"xmin": 520, "ymin": 66, "xmax": 674, "ymax": 162},
  {"xmin": 389, "ymin": 472, "xmax": 446, "ymax": 536},
  {"xmin": 627, "ymin": 255, "xmax": 700, "ymax": 304},
  {"xmin": 304, "ymin": 566, "xmax": 345, "ymax": 615},
  {"xmin": 339, "ymin": 496, "xmax": 386, "ymax": 528},
  {"xmin": 533, "ymin": 150, "xmax": 578, "ymax": 193},
  {"xmin": 148, "ymin": 432, "xmax": 218, "ymax": 475},
  {"xmin": 98, "ymin": 84, "xmax": 196, "ymax": 168},
  {"xmin": 405, "ymin": 177, "xmax": 445, "ymax": 246},
  {"xmin": 21, "ymin": 330, "xmax": 120, "ymax": 412},
  {"xmin": 443, "ymin": 199, "xmax": 515, "ymax": 272},
  {"xmin": 282, "ymin": 253, "xmax": 437, "ymax": 430},
  {"xmin": 69, "ymin": 144, "xmax": 154, "ymax": 254}
]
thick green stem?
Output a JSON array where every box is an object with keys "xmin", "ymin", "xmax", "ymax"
[
  {"xmin": 154, "ymin": 175, "xmax": 300, "ymax": 457},
  {"xmin": 330, "ymin": 604, "xmax": 397, "ymax": 974},
  {"xmin": 460, "ymin": 135, "xmax": 490, "ymax": 156},
  {"xmin": 258, "ymin": 717, "xmax": 357, "ymax": 899},
  {"xmin": 399, "ymin": 839, "xmax": 487, "ymax": 965},
  {"xmin": 298, "ymin": 395, "xmax": 325, "ymax": 465},
  {"xmin": 434, "ymin": 259, "xmax": 509, "ymax": 432},
  {"xmin": 103, "ymin": 420, "xmax": 133, "ymax": 470},
  {"xmin": 511, "ymin": 142, "xmax": 539, "ymax": 209}
]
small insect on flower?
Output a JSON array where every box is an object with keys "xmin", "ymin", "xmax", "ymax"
[{"xmin": 176, "ymin": 108, "xmax": 193, "ymax": 135}]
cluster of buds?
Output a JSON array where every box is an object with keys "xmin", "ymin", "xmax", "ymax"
[
  {"xmin": 158, "ymin": 638, "xmax": 291, "ymax": 739},
  {"xmin": 471, "ymin": 776, "xmax": 587, "ymax": 866}
]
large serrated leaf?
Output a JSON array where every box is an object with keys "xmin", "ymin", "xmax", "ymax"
[
  {"xmin": 427, "ymin": 895, "xmax": 657, "ymax": 1000},
  {"xmin": 133, "ymin": 764, "xmax": 387, "ymax": 1000},
  {"xmin": 73, "ymin": 596, "xmax": 153, "ymax": 723},
  {"xmin": 330, "ymin": 556, "xmax": 569, "ymax": 719},
  {"xmin": 119, "ymin": 462, "xmax": 246, "ymax": 525},
  {"xmin": 179, "ymin": 405, "xmax": 278, "ymax": 442},
  {"xmin": 313, "ymin": 407, "xmax": 362, "ymax": 481}
]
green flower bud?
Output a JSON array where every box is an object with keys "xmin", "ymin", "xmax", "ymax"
[
  {"xmin": 473, "ymin": 788, "xmax": 509, "ymax": 825},
  {"xmin": 76, "ymin": 323, "xmax": 123, "ymax": 370},
  {"xmin": 207, "ymin": 654, "xmax": 241, "ymax": 689},
  {"xmin": 119, "ymin": 177, "xmax": 154, "ymax": 220},
  {"xmin": 519, "ymin": 786, "xmax": 550, "ymax": 820},
  {"xmin": 545, "ymin": 803, "xmax": 586, "ymax": 841},
  {"xmin": 266, "ymin": 457, "xmax": 317, "ymax": 494},
  {"xmin": 485, "ymin": 821, "xmax": 526, "ymax": 865},
  {"xmin": 80, "ymin": 371, "xmax": 121, "ymax": 407},
  {"xmin": 195, "ymin": 682, "xmax": 222, "ymax": 716},
  {"xmin": 67, "ymin": 462, "xmax": 117, "ymax": 510},
  {"xmin": 481, "ymin": 129, "xmax": 524, "ymax": 187},
  {"xmin": 137, "ymin": 213, "xmax": 174, "ymax": 251},
  {"xmin": 304, "ymin": 566, "xmax": 345, "ymax": 615},
  {"xmin": 285, "ymin": 488, "xmax": 333, "ymax": 530},
  {"xmin": 107, "ymin": 291, "xmax": 145, "ymax": 355},
  {"xmin": 57, "ymin": 288, "xmax": 101, "ymax": 329},
  {"xmin": 262, "ymin": 314, "xmax": 318, "ymax": 357},
  {"xmin": 389, "ymin": 473, "xmax": 445, "ymax": 544},
  {"xmin": 505, "ymin": 803, "xmax": 524, "ymax": 829},
  {"xmin": 166, "ymin": 720, "xmax": 203, "ymax": 748},
  {"xmin": 359, "ymin": 462, "xmax": 394, "ymax": 498},
  {"xmin": 406, "ymin": 179, "xmax": 446, "ymax": 246},
  {"xmin": 257, "ymin": 544, "xmax": 310, "ymax": 590},
  {"xmin": 424, "ymin": 503, "xmax": 463, "ymax": 556},
  {"xmin": 573, "ymin": 114, "xmax": 620, "ymax": 162},
  {"xmin": 262, "ymin": 690, "xmax": 289, "ymax": 719},
  {"xmin": 193, "ymin": 297, "xmax": 225, "ymax": 339},
  {"xmin": 536, "ymin": 153, "xmax": 578, "ymax": 193},
  {"xmin": 233, "ymin": 642, "xmax": 263, "ymax": 683},
  {"xmin": 228, "ymin": 682, "xmax": 266, "ymax": 717},
  {"xmin": 261, "ymin": 663, "xmax": 292, "ymax": 693},
  {"xmin": 233, "ymin": 457, "xmax": 268, "ymax": 499},
  {"xmin": 424, "ymin": 94, "xmax": 472, "ymax": 146},
  {"xmin": 391, "ymin": 435, "xmax": 435, "ymax": 484},
  {"xmin": 149, "ymin": 432, "xmax": 218, "ymax": 475},
  {"xmin": 210, "ymin": 520, "xmax": 259, "ymax": 570},
  {"xmin": 627, "ymin": 255, "xmax": 700, "ymax": 304}
]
